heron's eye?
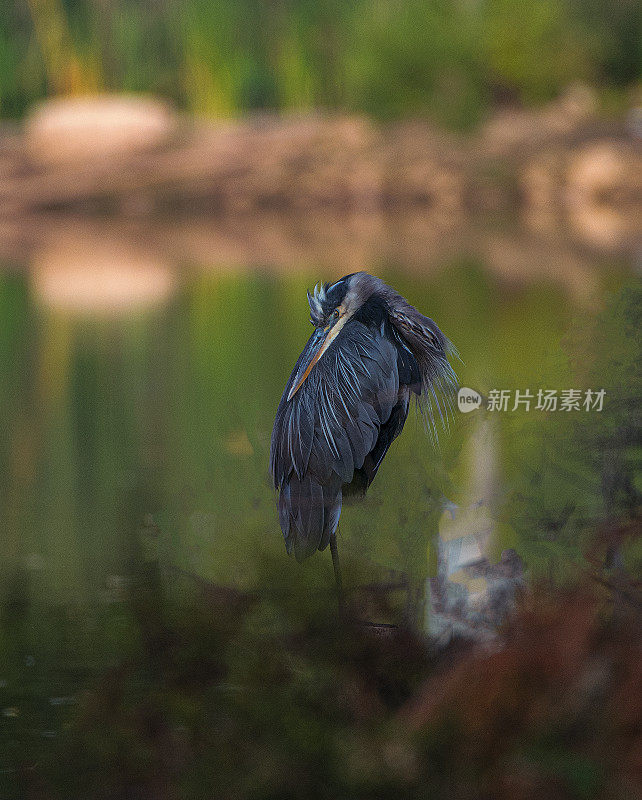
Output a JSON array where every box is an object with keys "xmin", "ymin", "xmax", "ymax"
[{"xmin": 330, "ymin": 309, "xmax": 340, "ymax": 325}]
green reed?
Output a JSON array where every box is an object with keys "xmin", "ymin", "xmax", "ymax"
[{"xmin": 0, "ymin": 0, "xmax": 638, "ymax": 123}]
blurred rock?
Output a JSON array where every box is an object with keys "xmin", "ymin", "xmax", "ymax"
[
  {"xmin": 25, "ymin": 95, "xmax": 176, "ymax": 164},
  {"xmin": 30, "ymin": 231, "xmax": 176, "ymax": 314},
  {"xmin": 0, "ymin": 97, "xmax": 637, "ymax": 267},
  {"xmin": 566, "ymin": 142, "xmax": 642, "ymax": 249},
  {"xmin": 481, "ymin": 84, "xmax": 597, "ymax": 156}
]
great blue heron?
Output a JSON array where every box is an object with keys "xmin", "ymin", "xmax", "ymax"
[{"xmin": 270, "ymin": 272, "xmax": 457, "ymax": 592}]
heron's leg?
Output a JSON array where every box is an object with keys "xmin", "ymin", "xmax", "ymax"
[{"xmin": 329, "ymin": 529, "xmax": 344, "ymax": 611}]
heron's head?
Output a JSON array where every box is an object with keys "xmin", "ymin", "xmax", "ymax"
[
  {"xmin": 287, "ymin": 273, "xmax": 382, "ymax": 401},
  {"xmin": 306, "ymin": 272, "xmax": 383, "ymax": 327}
]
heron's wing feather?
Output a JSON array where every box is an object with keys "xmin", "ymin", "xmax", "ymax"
[
  {"xmin": 360, "ymin": 389, "xmax": 410, "ymax": 488},
  {"xmin": 387, "ymin": 302, "xmax": 458, "ymax": 439},
  {"xmin": 276, "ymin": 472, "xmax": 325, "ymax": 561},
  {"xmin": 270, "ymin": 336, "xmax": 317, "ymax": 487},
  {"xmin": 270, "ymin": 319, "xmax": 400, "ymax": 558},
  {"xmin": 310, "ymin": 320, "xmax": 399, "ymax": 482}
]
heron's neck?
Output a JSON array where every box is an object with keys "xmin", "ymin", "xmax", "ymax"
[{"xmin": 352, "ymin": 294, "xmax": 388, "ymax": 328}]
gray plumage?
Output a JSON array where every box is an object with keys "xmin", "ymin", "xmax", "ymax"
[{"xmin": 270, "ymin": 272, "xmax": 457, "ymax": 562}]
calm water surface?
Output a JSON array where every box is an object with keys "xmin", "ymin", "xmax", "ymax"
[{"xmin": 0, "ymin": 228, "xmax": 638, "ymax": 775}]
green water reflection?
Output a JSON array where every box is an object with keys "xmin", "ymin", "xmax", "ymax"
[
  {"xmin": 0, "ymin": 262, "xmax": 637, "ymax": 595},
  {"xmin": 0, "ymin": 252, "xmax": 639, "ymax": 794}
]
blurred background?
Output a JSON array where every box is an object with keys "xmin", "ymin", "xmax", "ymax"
[
  {"xmin": 1, "ymin": 0, "xmax": 640, "ymax": 122},
  {"xmin": 0, "ymin": 1, "xmax": 640, "ymax": 798}
]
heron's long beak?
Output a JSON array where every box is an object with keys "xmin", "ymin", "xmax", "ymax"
[{"xmin": 287, "ymin": 317, "xmax": 346, "ymax": 401}]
